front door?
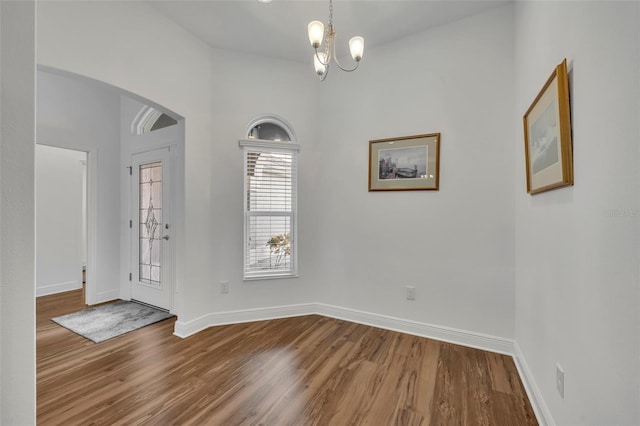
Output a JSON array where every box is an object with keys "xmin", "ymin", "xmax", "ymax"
[{"xmin": 131, "ymin": 147, "xmax": 173, "ymax": 311}]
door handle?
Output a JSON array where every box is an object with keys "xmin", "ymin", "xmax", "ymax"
[{"xmin": 162, "ymin": 235, "xmax": 170, "ymax": 240}]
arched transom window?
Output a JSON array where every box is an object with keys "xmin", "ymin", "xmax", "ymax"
[{"xmin": 131, "ymin": 105, "xmax": 178, "ymax": 135}]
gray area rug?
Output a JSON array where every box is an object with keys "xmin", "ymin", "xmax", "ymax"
[{"xmin": 52, "ymin": 300, "xmax": 174, "ymax": 343}]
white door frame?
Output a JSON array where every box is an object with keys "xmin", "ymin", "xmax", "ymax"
[
  {"xmin": 35, "ymin": 142, "xmax": 98, "ymax": 305},
  {"xmin": 84, "ymin": 149, "xmax": 99, "ymax": 305}
]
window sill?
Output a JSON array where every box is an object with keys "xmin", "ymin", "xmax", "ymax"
[{"xmin": 243, "ymin": 273, "xmax": 299, "ymax": 282}]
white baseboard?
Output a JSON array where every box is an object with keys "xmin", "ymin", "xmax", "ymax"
[
  {"xmin": 173, "ymin": 303, "xmax": 316, "ymax": 338},
  {"xmin": 36, "ymin": 280, "xmax": 82, "ymax": 297},
  {"xmin": 513, "ymin": 342, "xmax": 554, "ymax": 426},
  {"xmin": 316, "ymin": 304, "xmax": 515, "ymax": 355},
  {"xmin": 173, "ymin": 302, "xmax": 514, "ymax": 355}
]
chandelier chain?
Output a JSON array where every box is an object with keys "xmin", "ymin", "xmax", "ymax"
[
  {"xmin": 325, "ymin": 0, "xmax": 334, "ymax": 59},
  {"xmin": 328, "ymin": 0, "xmax": 333, "ymax": 27}
]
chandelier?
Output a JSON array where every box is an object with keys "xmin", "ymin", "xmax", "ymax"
[{"xmin": 307, "ymin": 0, "xmax": 364, "ymax": 81}]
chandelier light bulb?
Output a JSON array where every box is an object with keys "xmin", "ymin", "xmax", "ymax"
[
  {"xmin": 349, "ymin": 36, "xmax": 364, "ymax": 62},
  {"xmin": 308, "ymin": 21, "xmax": 325, "ymax": 48},
  {"xmin": 314, "ymin": 52, "xmax": 328, "ymax": 76}
]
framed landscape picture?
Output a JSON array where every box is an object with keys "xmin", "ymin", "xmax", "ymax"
[
  {"xmin": 369, "ymin": 133, "xmax": 440, "ymax": 191},
  {"xmin": 523, "ymin": 59, "xmax": 573, "ymax": 194}
]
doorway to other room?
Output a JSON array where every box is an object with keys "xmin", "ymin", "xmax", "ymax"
[{"xmin": 35, "ymin": 145, "xmax": 88, "ymax": 299}]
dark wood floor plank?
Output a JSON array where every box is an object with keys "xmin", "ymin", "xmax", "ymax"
[
  {"xmin": 430, "ymin": 343, "xmax": 466, "ymax": 424},
  {"xmin": 37, "ymin": 289, "xmax": 537, "ymax": 425}
]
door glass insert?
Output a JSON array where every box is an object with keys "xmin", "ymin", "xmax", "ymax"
[{"xmin": 139, "ymin": 161, "xmax": 163, "ymax": 286}]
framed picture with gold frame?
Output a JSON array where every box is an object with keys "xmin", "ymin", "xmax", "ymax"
[
  {"xmin": 369, "ymin": 133, "xmax": 440, "ymax": 191},
  {"xmin": 523, "ymin": 59, "xmax": 573, "ymax": 194}
]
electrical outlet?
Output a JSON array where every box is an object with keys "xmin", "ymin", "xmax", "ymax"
[
  {"xmin": 220, "ymin": 281, "xmax": 229, "ymax": 294},
  {"xmin": 406, "ymin": 286, "xmax": 416, "ymax": 301},
  {"xmin": 556, "ymin": 363, "xmax": 564, "ymax": 398}
]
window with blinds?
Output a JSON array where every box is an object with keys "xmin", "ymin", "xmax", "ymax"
[{"xmin": 241, "ymin": 139, "xmax": 299, "ymax": 279}]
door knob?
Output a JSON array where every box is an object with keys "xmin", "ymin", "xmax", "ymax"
[{"xmin": 162, "ymin": 235, "xmax": 170, "ymax": 240}]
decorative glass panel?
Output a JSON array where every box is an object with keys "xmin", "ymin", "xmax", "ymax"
[{"xmin": 139, "ymin": 161, "xmax": 162, "ymax": 286}]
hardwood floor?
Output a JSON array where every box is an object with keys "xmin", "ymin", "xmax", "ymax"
[{"xmin": 37, "ymin": 290, "xmax": 537, "ymax": 425}]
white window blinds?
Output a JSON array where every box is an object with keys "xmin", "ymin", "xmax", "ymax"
[{"xmin": 241, "ymin": 140, "xmax": 299, "ymax": 279}]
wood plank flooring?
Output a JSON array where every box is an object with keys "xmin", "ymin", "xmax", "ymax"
[{"xmin": 37, "ymin": 290, "xmax": 537, "ymax": 425}]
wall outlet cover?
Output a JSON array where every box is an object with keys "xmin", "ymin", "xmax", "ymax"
[{"xmin": 406, "ymin": 286, "xmax": 416, "ymax": 301}]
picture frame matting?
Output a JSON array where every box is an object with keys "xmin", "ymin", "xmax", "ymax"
[
  {"xmin": 523, "ymin": 58, "xmax": 573, "ymax": 194},
  {"xmin": 368, "ymin": 133, "xmax": 440, "ymax": 191}
]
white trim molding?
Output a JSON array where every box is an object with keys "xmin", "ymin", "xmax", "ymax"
[
  {"xmin": 239, "ymin": 139, "xmax": 301, "ymax": 151},
  {"xmin": 315, "ymin": 304, "xmax": 515, "ymax": 355},
  {"xmin": 513, "ymin": 342, "xmax": 554, "ymax": 426},
  {"xmin": 35, "ymin": 281, "xmax": 82, "ymax": 297},
  {"xmin": 173, "ymin": 303, "xmax": 315, "ymax": 338},
  {"xmin": 85, "ymin": 149, "xmax": 99, "ymax": 306},
  {"xmin": 174, "ymin": 303, "xmax": 514, "ymax": 355}
]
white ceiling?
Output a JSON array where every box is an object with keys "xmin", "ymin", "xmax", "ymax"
[{"xmin": 149, "ymin": 0, "xmax": 509, "ymax": 63}]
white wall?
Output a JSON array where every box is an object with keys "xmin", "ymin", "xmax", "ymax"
[
  {"xmin": 0, "ymin": 1, "xmax": 36, "ymax": 423},
  {"xmin": 310, "ymin": 5, "xmax": 516, "ymax": 339},
  {"xmin": 36, "ymin": 145, "xmax": 86, "ymax": 296},
  {"xmin": 37, "ymin": 1, "xmax": 319, "ymax": 324},
  {"xmin": 514, "ymin": 2, "xmax": 640, "ymax": 425},
  {"xmin": 205, "ymin": 49, "xmax": 319, "ymax": 314},
  {"xmin": 37, "ymin": 69, "xmax": 121, "ymax": 303}
]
